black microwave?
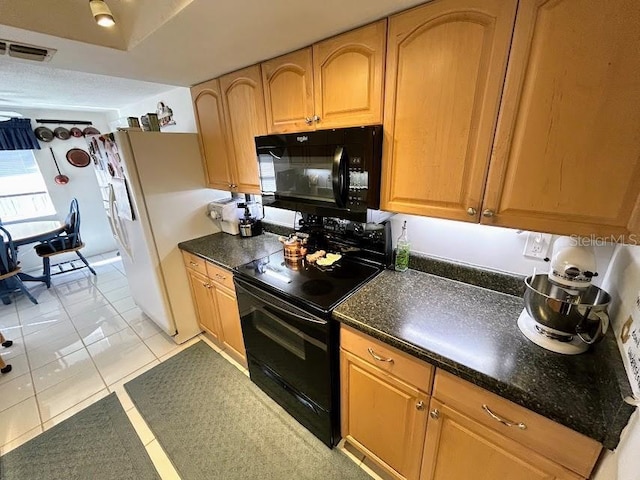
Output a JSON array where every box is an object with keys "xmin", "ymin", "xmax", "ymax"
[{"xmin": 255, "ymin": 125, "xmax": 382, "ymax": 221}]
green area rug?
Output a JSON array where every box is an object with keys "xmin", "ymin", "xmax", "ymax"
[
  {"xmin": 0, "ymin": 393, "xmax": 159, "ymax": 480},
  {"xmin": 125, "ymin": 341, "xmax": 371, "ymax": 480}
]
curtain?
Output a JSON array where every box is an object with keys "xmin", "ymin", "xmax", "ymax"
[{"xmin": 0, "ymin": 118, "xmax": 41, "ymax": 150}]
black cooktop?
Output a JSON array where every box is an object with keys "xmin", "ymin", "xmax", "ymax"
[{"xmin": 234, "ymin": 250, "xmax": 381, "ymax": 313}]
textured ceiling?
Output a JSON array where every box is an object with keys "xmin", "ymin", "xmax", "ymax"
[
  {"xmin": 0, "ymin": 0, "xmax": 427, "ymax": 109},
  {"xmin": 0, "ymin": 57, "xmax": 176, "ymax": 110}
]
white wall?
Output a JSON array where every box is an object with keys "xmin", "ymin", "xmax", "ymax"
[
  {"xmin": 593, "ymin": 243, "xmax": 640, "ymax": 480},
  {"xmin": 11, "ymin": 107, "xmax": 118, "ymax": 271},
  {"xmin": 108, "ymin": 86, "xmax": 197, "ymax": 133},
  {"xmin": 263, "ymin": 207, "xmax": 616, "ymax": 280}
]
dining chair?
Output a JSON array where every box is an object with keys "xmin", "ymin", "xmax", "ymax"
[
  {"xmin": 0, "ymin": 225, "xmax": 38, "ymax": 305},
  {"xmin": 0, "ymin": 331, "xmax": 13, "ymax": 374},
  {"xmin": 34, "ymin": 198, "xmax": 97, "ymax": 288}
]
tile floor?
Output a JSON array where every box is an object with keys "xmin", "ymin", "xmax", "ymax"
[{"xmin": 0, "ymin": 252, "xmax": 389, "ymax": 479}]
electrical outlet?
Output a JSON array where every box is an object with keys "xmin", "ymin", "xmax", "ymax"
[{"xmin": 523, "ymin": 232, "xmax": 552, "ymax": 260}]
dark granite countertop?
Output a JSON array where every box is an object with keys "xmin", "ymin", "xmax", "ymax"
[
  {"xmin": 178, "ymin": 232, "xmax": 282, "ymax": 270},
  {"xmin": 333, "ymin": 269, "xmax": 634, "ymax": 449}
]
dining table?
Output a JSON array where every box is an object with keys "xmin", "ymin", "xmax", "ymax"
[
  {"xmin": 1, "ymin": 220, "xmax": 66, "ymax": 303},
  {"xmin": 3, "ymin": 220, "xmax": 66, "ymax": 247}
]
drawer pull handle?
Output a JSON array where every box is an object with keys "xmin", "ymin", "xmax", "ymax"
[
  {"xmin": 482, "ymin": 404, "xmax": 527, "ymax": 430},
  {"xmin": 190, "ymin": 261, "xmax": 199, "ymax": 267},
  {"xmin": 367, "ymin": 347, "xmax": 394, "ymax": 364},
  {"xmin": 215, "ymin": 273, "xmax": 226, "ymax": 280}
]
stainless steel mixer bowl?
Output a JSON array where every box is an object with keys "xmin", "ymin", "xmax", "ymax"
[{"xmin": 523, "ymin": 274, "xmax": 611, "ymax": 335}]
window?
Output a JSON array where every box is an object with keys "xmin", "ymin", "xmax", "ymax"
[{"xmin": 0, "ymin": 150, "xmax": 56, "ymax": 223}]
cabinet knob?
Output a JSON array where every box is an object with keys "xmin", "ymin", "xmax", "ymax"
[
  {"xmin": 189, "ymin": 261, "xmax": 198, "ymax": 267},
  {"xmin": 430, "ymin": 409, "xmax": 439, "ymax": 419},
  {"xmin": 305, "ymin": 117, "xmax": 313, "ymax": 125},
  {"xmin": 467, "ymin": 207, "xmax": 477, "ymax": 216},
  {"xmin": 203, "ymin": 282, "xmax": 211, "ymax": 288},
  {"xmin": 416, "ymin": 401, "xmax": 426, "ymax": 411},
  {"xmin": 482, "ymin": 209, "xmax": 495, "ymax": 218},
  {"xmin": 312, "ymin": 115, "xmax": 320, "ymax": 123}
]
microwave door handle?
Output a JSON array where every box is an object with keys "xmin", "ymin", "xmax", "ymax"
[{"xmin": 332, "ymin": 146, "xmax": 347, "ymax": 207}]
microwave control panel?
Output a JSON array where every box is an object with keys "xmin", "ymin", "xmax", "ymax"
[{"xmin": 348, "ymin": 154, "xmax": 369, "ymax": 206}]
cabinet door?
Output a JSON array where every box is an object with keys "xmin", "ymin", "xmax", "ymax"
[
  {"xmin": 482, "ymin": 0, "xmax": 640, "ymax": 237},
  {"xmin": 381, "ymin": 0, "xmax": 517, "ymax": 222},
  {"xmin": 191, "ymin": 78, "xmax": 234, "ymax": 191},
  {"xmin": 185, "ymin": 269, "xmax": 219, "ymax": 340},
  {"xmin": 313, "ymin": 20, "xmax": 387, "ymax": 129},
  {"xmin": 262, "ymin": 48, "xmax": 315, "ymax": 134},
  {"xmin": 219, "ymin": 65, "xmax": 267, "ymax": 194},
  {"xmin": 214, "ymin": 283, "xmax": 246, "ymax": 364},
  {"xmin": 341, "ymin": 349, "xmax": 429, "ymax": 480},
  {"xmin": 421, "ymin": 400, "xmax": 582, "ymax": 480}
]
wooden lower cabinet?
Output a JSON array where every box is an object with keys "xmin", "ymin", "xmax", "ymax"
[
  {"xmin": 214, "ymin": 283, "xmax": 246, "ymax": 362},
  {"xmin": 341, "ymin": 348, "xmax": 429, "ymax": 480},
  {"xmin": 183, "ymin": 254, "xmax": 246, "ymax": 365},
  {"xmin": 340, "ymin": 327, "xmax": 598, "ymax": 480},
  {"xmin": 421, "ymin": 400, "xmax": 582, "ymax": 480},
  {"xmin": 185, "ymin": 269, "xmax": 220, "ymax": 341}
]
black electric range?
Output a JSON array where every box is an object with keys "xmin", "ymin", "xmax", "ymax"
[
  {"xmin": 234, "ymin": 250, "xmax": 382, "ymax": 317},
  {"xmin": 233, "ymin": 216, "xmax": 391, "ymax": 447}
]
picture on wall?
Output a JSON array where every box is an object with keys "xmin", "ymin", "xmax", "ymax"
[{"xmin": 157, "ymin": 101, "xmax": 176, "ymax": 127}]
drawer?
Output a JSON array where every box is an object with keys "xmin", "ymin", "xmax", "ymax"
[
  {"xmin": 340, "ymin": 325, "xmax": 434, "ymax": 394},
  {"xmin": 182, "ymin": 251, "xmax": 208, "ymax": 276},
  {"xmin": 206, "ymin": 262, "xmax": 234, "ymax": 290},
  {"xmin": 433, "ymin": 370, "xmax": 601, "ymax": 478}
]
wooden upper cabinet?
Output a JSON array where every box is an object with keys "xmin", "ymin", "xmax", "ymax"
[
  {"xmin": 191, "ymin": 78, "xmax": 234, "ymax": 191},
  {"xmin": 482, "ymin": 0, "xmax": 640, "ymax": 237},
  {"xmin": 313, "ymin": 20, "xmax": 387, "ymax": 129},
  {"xmin": 381, "ymin": 0, "xmax": 517, "ymax": 222},
  {"xmin": 219, "ymin": 65, "xmax": 267, "ymax": 194},
  {"xmin": 262, "ymin": 48, "xmax": 315, "ymax": 133}
]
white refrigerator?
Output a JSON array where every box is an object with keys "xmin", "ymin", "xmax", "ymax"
[{"xmin": 88, "ymin": 130, "xmax": 219, "ymax": 343}]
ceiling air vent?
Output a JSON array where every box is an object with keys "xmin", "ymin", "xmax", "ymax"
[{"xmin": 0, "ymin": 39, "xmax": 56, "ymax": 62}]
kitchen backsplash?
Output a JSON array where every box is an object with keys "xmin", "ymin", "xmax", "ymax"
[{"xmin": 262, "ymin": 207, "xmax": 616, "ymax": 283}]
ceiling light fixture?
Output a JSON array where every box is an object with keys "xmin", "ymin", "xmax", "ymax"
[{"xmin": 89, "ymin": 0, "xmax": 116, "ymax": 28}]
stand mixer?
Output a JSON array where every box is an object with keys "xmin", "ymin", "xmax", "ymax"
[{"xmin": 517, "ymin": 237, "xmax": 611, "ymax": 354}]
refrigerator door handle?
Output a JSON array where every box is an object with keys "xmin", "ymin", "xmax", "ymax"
[{"xmin": 109, "ymin": 184, "xmax": 133, "ymax": 260}]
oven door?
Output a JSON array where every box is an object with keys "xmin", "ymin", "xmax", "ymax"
[
  {"xmin": 258, "ymin": 141, "xmax": 348, "ymax": 209},
  {"xmin": 234, "ymin": 277, "xmax": 332, "ymax": 409}
]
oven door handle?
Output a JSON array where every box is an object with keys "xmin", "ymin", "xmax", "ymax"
[
  {"xmin": 332, "ymin": 146, "xmax": 348, "ymax": 208},
  {"xmin": 236, "ymin": 279, "xmax": 328, "ymax": 325},
  {"xmin": 263, "ymin": 304, "xmax": 327, "ymax": 325}
]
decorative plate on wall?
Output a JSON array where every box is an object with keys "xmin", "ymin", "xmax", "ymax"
[{"xmin": 66, "ymin": 148, "xmax": 91, "ymax": 168}]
